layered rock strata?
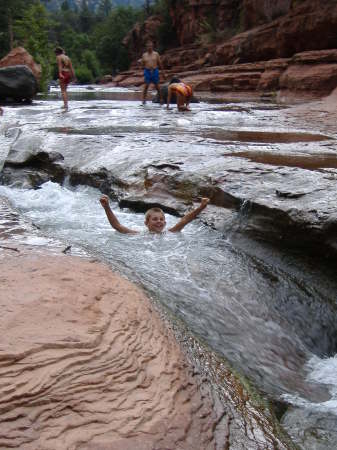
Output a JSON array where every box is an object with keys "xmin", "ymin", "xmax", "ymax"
[{"xmin": 114, "ymin": 49, "xmax": 337, "ymax": 100}]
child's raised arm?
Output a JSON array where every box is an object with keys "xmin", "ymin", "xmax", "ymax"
[
  {"xmin": 99, "ymin": 195, "xmax": 138, "ymax": 234},
  {"xmin": 169, "ymin": 198, "xmax": 209, "ymax": 233}
]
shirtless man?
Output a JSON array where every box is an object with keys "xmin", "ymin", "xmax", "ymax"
[
  {"xmin": 140, "ymin": 41, "xmax": 165, "ymax": 105},
  {"xmin": 55, "ymin": 47, "xmax": 75, "ymax": 111}
]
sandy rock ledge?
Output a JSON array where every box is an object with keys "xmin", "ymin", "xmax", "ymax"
[{"xmin": 0, "ymin": 250, "xmax": 223, "ymax": 450}]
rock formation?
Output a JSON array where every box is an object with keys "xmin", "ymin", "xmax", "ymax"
[
  {"xmin": 123, "ymin": 15, "xmax": 163, "ymax": 63},
  {"xmin": 0, "ymin": 47, "xmax": 41, "ymax": 82},
  {"xmin": 0, "ymin": 65, "xmax": 38, "ymax": 103},
  {"xmin": 115, "ymin": 0, "xmax": 337, "ymax": 100},
  {"xmin": 0, "ymin": 197, "xmax": 294, "ymax": 450}
]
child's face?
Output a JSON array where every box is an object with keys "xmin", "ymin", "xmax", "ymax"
[{"xmin": 145, "ymin": 212, "xmax": 166, "ymax": 233}]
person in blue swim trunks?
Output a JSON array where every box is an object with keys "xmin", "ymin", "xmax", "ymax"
[{"xmin": 140, "ymin": 41, "xmax": 165, "ymax": 105}]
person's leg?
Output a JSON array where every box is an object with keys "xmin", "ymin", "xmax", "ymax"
[
  {"xmin": 142, "ymin": 69, "xmax": 151, "ymax": 105},
  {"xmin": 142, "ymin": 83, "xmax": 149, "ymax": 105},
  {"xmin": 176, "ymin": 93, "xmax": 185, "ymax": 111},
  {"xmin": 155, "ymin": 83, "xmax": 163, "ymax": 104},
  {"xmin": 60, "ymin": 82, "xmax": 68, "ymax": 110}
]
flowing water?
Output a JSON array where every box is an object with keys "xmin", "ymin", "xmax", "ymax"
[{"xmin": 1, "ymin": 87, "xmax": 337, "ymax": 447}]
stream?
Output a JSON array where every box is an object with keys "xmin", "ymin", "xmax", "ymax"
[{"xmin": 1, "ymin": 86, "xmax": 337, "ymax": 449}]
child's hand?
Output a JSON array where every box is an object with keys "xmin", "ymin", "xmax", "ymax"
[
  {"xmin": 200, "ymin": 198, "xmax": 210, "ymax": 208},
  {"xmin": 100, "ymin": 195, "xmax": 110, "ymax": 208}
]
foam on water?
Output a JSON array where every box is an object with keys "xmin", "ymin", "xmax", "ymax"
[
  {"xmin": 2, "ymin": 181, "xmax": 337, "ymax": 407},
  {"xmin": 283, "ymin": 355, "xmax": 337, "ymax": 414}
]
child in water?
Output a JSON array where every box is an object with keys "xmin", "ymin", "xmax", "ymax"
[{"xmin": 99, "ymin": 195, "xmax": 210, "ymax": 234}]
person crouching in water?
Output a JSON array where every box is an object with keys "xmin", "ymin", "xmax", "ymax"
[
  {"xmin": 55, "ymin": 47, "xmax": 75, "ymax": 111},
  {"xmin": 99, "ymin": 195, "xmax": 209, "ymax": 234},
  {"xmin": 167, "ymin": 78, "xmax": 193, "ymax": 112}
]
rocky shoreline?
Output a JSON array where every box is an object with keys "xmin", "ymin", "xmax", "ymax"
[{"xmin": 1, "ymin": 89, "xmax": 336, "ymax": 259}]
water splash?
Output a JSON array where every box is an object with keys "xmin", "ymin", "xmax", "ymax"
[{"xmin": 1, "ymin": 181, "xmax": 337, "ymax": 406}]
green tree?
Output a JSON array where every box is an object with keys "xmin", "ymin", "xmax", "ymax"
[
  {"xmin": 97, "ymin": 0, "xmax": 112, "ymax": 19},
  {"xmin": 79, "ymin": 0, "xmax": 94, "ymax": 33},
  {"xmin": 0, "ymin": 0, "xmax": 34, "ymax": 56},
  {"xmin": 14, "ymin": 2, "xmax": 53, "ymax": 91},
  {"xmin": 82, "ymin": 49, "xmax": 101, "ymax": 78},
  {"xmin": 93, "ymin": 6, "xmax": 141, "ymax": 74},
  {"xmin": 61, "ymin": 0, "xmax": 70, "ymax": 12}
]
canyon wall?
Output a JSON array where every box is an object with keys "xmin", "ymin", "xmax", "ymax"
[
  {"xmin": 116, "ymin": 0, "xmax": 337, "ymax": 99},
  {"xmin": 169, "ymin": 0, "xmax": 293, "ymax": 45}
]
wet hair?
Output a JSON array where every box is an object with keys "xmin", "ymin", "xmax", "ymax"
[
  {"xmin": 54, "ymin": 47, "xmax": 64, "ymax": 55},
  {"xmin": 169, "ymin": 77, "xmax": 181, "ymax": 84},
  {"xmin": 145, "ymin": 207, "xmax": 165, "ymax": 222}
]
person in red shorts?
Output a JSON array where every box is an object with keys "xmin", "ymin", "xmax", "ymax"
[
  {"xmin": 166, "ymin": 77, "xmax": 193, "ymax": 112},
  {"xmin": 55, "ymin": 47, "xmax": 75, "ymax": 111}
]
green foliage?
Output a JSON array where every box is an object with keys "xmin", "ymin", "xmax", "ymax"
[
  {"xmin": 152, "ymin": 0, "xmax": 178, "ymax": 52},
  {"xmin": 75, "ymin": 64, "xmax": 94, "ymax": 83},
  {"xmin": 0, "ymin": 0, "xmax": 35, "ymax": 58},
  {"xmin": 93, "ymin": 6, "xmax": 141, "ymax": 73},
  {"xmin": 82, "ymin": 49, "xmax": 101, "ymax": 78},
  {"xmin": 13, "ymin": 2, "xmax": 54, "ymax": 91},
  {"xmin": 97, "ymin": 0, "xmax": 112, "ymax": 19},
  {"xmin": 0, "ymin": 0, "xmax": 165, "ymax": 87}
]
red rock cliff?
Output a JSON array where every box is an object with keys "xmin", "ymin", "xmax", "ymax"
[{"xmin": 169, "ymin": 0, "xmax": 294, "ymax": 46}]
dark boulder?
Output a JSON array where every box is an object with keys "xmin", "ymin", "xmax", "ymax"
[
  {"xmin": 152, "ymin": 83, "xmax": 199, "ymax": 104},
  {"xmin": 0, "ymin": 65, "xmax": 38, "ymax": 103}
]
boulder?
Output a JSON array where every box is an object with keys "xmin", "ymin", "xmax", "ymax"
[
  {"xmin": 0, "ymin": 47, "xmax": 41, "ymax": 82},
  {"xmin": 99, "ymin": 74, "xmax": 113, "ymax": 84},
  {"xmin": 0, "ymin": 66, "xmax": 38, "ymax": 103}
]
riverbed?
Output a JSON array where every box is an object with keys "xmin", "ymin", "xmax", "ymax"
[{"xmin": 1, "ymin": 86, "xmax": 337, "ymax": 449}]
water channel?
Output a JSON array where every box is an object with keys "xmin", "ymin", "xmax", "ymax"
[{"xmin": 1, "ymin": 86, "xmax": 337, "ymax": 448}]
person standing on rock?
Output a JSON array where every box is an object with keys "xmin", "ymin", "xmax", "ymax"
[
  {"xmin": 140, "ymin": 41, "xmax": 165, "ymax": 105},
  {"xmin": 55, "ymin": 47, "xmax": 75, "ymax": 111}
]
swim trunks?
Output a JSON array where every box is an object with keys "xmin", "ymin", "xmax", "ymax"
[
  {"xmin": 172, "ymin": 83, "xmax": 192, "ymax": 98},
  {"xmin": 144, "ymin": 68, "xmax": 159, "ymax": 85},
  {"xmin": 60, "ymin": 70, "xmax": 71, "ymax": 85}
]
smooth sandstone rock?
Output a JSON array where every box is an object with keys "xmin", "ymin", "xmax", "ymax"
[{"xmin": 0, "ymin": 253, "xmax": 220, "ymax": 450}]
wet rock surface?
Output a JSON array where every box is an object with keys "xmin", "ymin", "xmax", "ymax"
[
  {"xmin": 1, "ymin": 91, "xmax": 337, "ymax": 449},
  {"xmin": 2, "ymin": 95, "xmax": 336, "ymax": 257}
]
